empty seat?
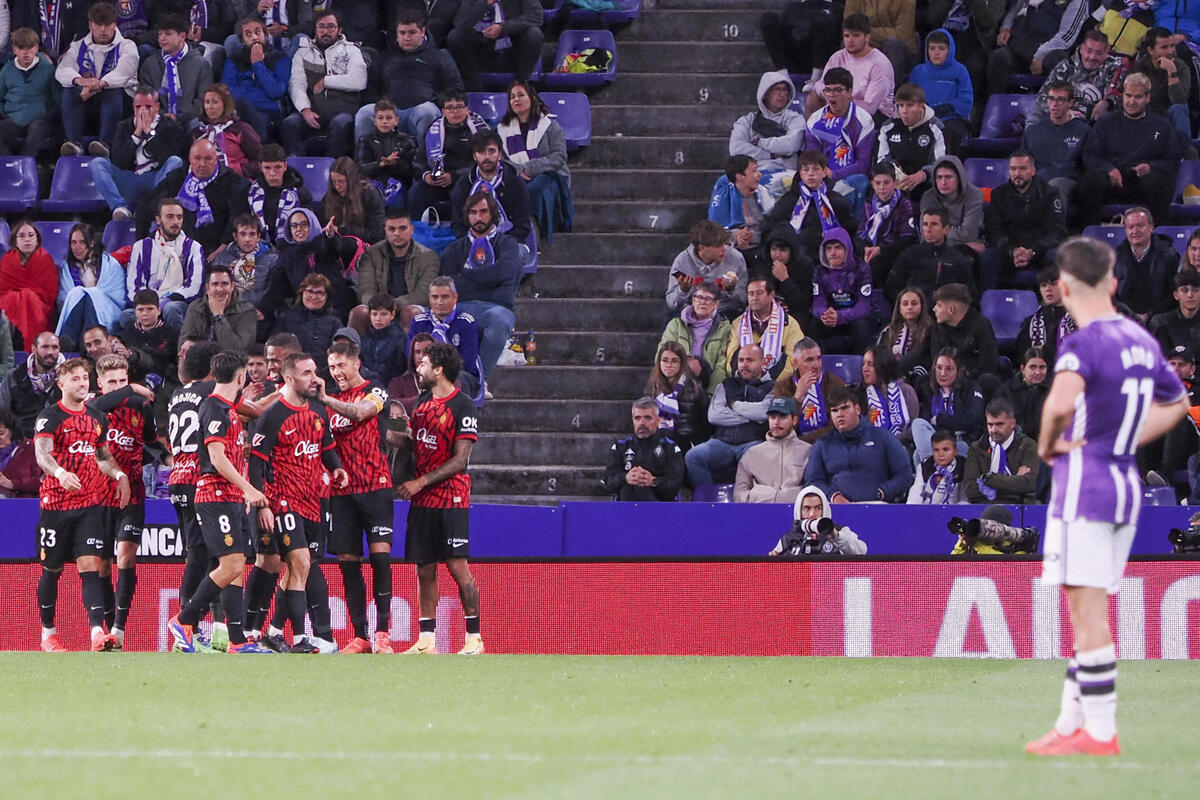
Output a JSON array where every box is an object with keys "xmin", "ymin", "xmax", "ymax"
[
  {"xmin": 822, "ymin": 354, "xmax": 863, "ymax": 385},
  {"xmin": 102, "ymin": 219, "xmax": 139, "ymax": 252},
  {"xmin": 691, "ymin": 483, "xmax": 735, "ymax": 503},
  {"xmin": 0, "ymin": 156, "xmax": 39, "ymax": 214},
  {"xmin": 1155, "ymin": 225, "xmax": 1194, "ymax": 256},
  {"xmin": 479, "ymin": 59, "xmax": 543, "ymax": 90},
  {"xmin": 963, "ymin": 157, "xmax": 1009, "ymax": 202},
  {"xmin": 41, "ymin": 156, "xmax": 107, "ymax": 214},
  {"xmin": 1142, "ymin": 486, "xmax": 1177, "ymax": 506},
  {"xmin": 1081, "ymin": 225, "xmax": 1127, "ymax": 249},
  {"xmin": 34, "ymin": 221, "xmax": 75, "ymax": 264},
  {"xmin": 285, "ymin": 156, "xmax": 334, "ymax": 203},
  {"xmin": 543, "ymin": 0, "xmax": 565, "ymax": 22},
  {"xmin": 541, "ymin": 91, "xmax": 592, "ymax": 150},
  {"xmin": 544, "ymin": 29, "xmax": 617, "ymax": 87},
  {"xmin": 968, "ymin": 94, "xmax": 1037, "ymax": 155},
  {"xmin": 522, "ymin": 227, "xmax": 539, "ymax": 275},
  {"xmin": 981, "ymin": 289, "xmax": 1039, "ymax": 345},
  {"xmin": 467, "ymin": 92, "xmax": 507, "ymax": 125},
  {"xmin": 568, "ymin": 0, "xmax": 641, "ymax": 25},
  {"xmin": 1169, "ymin": 159, "xmax": 1200, "ymax": 219}
]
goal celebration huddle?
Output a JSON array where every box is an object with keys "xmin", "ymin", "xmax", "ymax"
[{"xmin": 33, "ymin": 338, "xmax": 480, "ymax": 655}]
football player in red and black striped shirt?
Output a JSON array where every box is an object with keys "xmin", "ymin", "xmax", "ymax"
[
  {"xmin": 168, "ymin": 351, "xmax": 273, "ymax": 654},
  {"xmin": 251, "ymin": 352, "xmax": 348, "ymax": 653},
  {"xmin": 88, "ymin": 354, "xmax": 160, "ymax": 650},
  {"xmin": 33, "ymin": 358, "xmax": 133, "ymax": 652},
  {"xmin": 397, "ymin": 342, "xmax": 482, "ymax": 655},
  {"xmin": 320, "ymin": 340, "xmax": 397, "ymax": 654}
]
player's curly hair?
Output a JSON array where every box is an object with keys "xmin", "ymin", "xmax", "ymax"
[
  {"xmin": 211, "ymin": 351, "xmax": 248, "ymax": 384},
  {"xmin": 182, "ymin": 341, "xmax": 219, "ymax": 383},
  {"xmin": 95, "ymin": 354, "xmax": 129, "ymax": 375},
  {"xmin": 424, "ymin": 342, "xmax": 463, "ymax": 384}
]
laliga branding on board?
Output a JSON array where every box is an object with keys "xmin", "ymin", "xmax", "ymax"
[{"xmin": 135, "ymin": 525, "xmax": 186, "ymax": 558}]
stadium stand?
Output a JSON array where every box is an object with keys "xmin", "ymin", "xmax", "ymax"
[{"xmin": 0, "ymin": 157, "xmax": 39, "ymax": 214}]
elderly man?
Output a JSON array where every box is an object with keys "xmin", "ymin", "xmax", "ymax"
[
  {"xmin": 733, "ymin": 396, "xmax": 813, "ymax": 503},
  {"xmin": 773, "ymin": 338, "xmax": 846, "ymax": 443},
  {"xmin": 407, "ymin": 276, "xmax": 485, "ymax": 402},
  {"xmin": 1114, "ymin": 206, "xmax": 1181, "ymax": 322},
  {"xmin": 964, "ymin": 397, "xmax": 1040, "ymax": 504},
  {"xmin": 801, "ymin": 384, "xmax": 913, "ymax": 503},
  {"xmin": 1078, "ymin": 72, "xmax": 1183, "ymax": 226},
  {"xmin": 684, "ymin": 344, "xmax": 776, "ymax": 486},
  {"xmin": 603, "ymin": 397, "xmax": 685, "ymax": 502},
  {"xmin": 139, "ymin": 138, "xmax": 251, "ymax": 256},
  {"xmin": 178, "ymin": 264, "xmax": 257, "ymax": 352},
  {"xmin": 724, "ymin": 276, "xmax": 805, "ymax": 383},
  {"xmin": 1034, "ymin": 29, "xmax": 1127, "ymax": 122}
]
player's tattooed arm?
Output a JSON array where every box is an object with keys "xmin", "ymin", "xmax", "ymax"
[
  {"xmin": 319, "ymin": 394, "xmax": 380, "ymax": 422},
  {"xmin": 34, "ymin": 436, "xmax": 73, "ymax": 487},
  {"xmin": 398, "ymin": 439, "xmax": 474, "ymax": 500},
  {"xmin": 96, "ymin": 445, "xmax": 132, "ymax": 507}
]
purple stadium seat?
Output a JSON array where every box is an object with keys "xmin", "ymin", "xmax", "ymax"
[
  {"xmin": 467, "ymin": 92, "xmax": 507, "ymax": 125},
  {"xmin": 1155, "ymin": 225, "xmax": 1194, "ymax": 256},
  {"xmin": 0, "ymin": 157, "xmax": 38, "ymax": 213},
  {"xmin": 102, "ymin": 219, "xmax": 138, "ymax": 252},
  {"xmin": 0, "ymin": 219, "xmax": 9, "ymax": 254},
  {"xmin": 542, "ymin": 91, "xmax": 592, "ymax": 150},
  {"xmin": 963, "ymin": 158, "xmax": 1009, "ymax": 193},
  {"xmin": 981, "ymin": 289, "xmax": 1039, "ymax": 344},
  {"xmin": 34, "ymin": 221, "xmax": 74, "ymax": 264},
  {"xmin": 1169, "ymin": 159, "xmax": 1200, "ymax": 219},
  {"xmin": 789, "ymin": 91, "xmax": 809, "ymax": 115},
  {"xmin": 1081, "ymin": 224, "xmax": 1127, "ymax": 249},
  {"xmin": 41, "ymin": 156, "xmax": 107, "ymax": 213},
  {"xmin": 1143, "ymin": 486, "xmax": 1177, "ymax": 506},
  {"xmin": 543, "ymin": 0, "xmax": 565, "ymax": 23},
  {"xmin": 479, "ymin": 59, "xmax": 543, "ymax": 90},
  {"xmin": 822, "ymin": 354, "xmax": 863, "ymax": 385},
  {"xmin": 522, "ymin": 226, "xmax": 539, "ymax": 275},
  {"xmin": 544, "ymin": 29, "xmax": 617, "ymax": 87},
  {"xmin": 568, "ymin": 0, "xmax": 641, "ymax": 25},
  {"xmin": 286, "ymin": 156, "xmax": 333, "ymax": 203},
  {"xmin": 691, "ymin": 483, "xmax": 735, "ymax": 503},
  {"xmin": 1007, "ymin": 73, "xmax": 1045, "ymax": 93},
  {"xmin": 968, "ymin": 94, "xmax": 1037, "ymax": 155}
]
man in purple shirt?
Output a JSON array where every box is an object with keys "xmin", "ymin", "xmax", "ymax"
[{"xmin": 1027, "ymin": 237, "xmax": 1187, "ymax": 758}]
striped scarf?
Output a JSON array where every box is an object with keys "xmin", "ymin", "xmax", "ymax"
[
  {"xmin": 178, "ymin": 170, "xmax": 217, "ymax": 227},
  {"xmin": 865, "ymin": 382, "xmax": 911, "ymax": 435},
  {"xmin": 76, "ymin": 38, "xmax": 122, "ymax": 79},
  {"xmin": 248, "ymin": 180, "xmax": 301, "ymax": 242},
  {"xmin": 161, "ymin": 44, "xmax": 188, "ymax": 115},
  {"xmin": 197, "ymin": 118, "xmax": 234, "ymax": 166},
  {"xmin": 789, "ymin": 182, "xmax": 838, "ymax": 233},
  {"xmin": 469, "ymin": 169, "xmax": 511, "ymax": 232}
]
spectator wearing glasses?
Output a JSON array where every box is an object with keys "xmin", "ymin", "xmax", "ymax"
[
  {"xmin": 659, "ymin": 281, "xmax": 734, "ymax": 394},
  {"xmin": 270, "ymin": 272, "xmax": 342, "ymax": 369}
]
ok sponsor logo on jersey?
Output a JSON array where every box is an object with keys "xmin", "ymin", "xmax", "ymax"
[{"xmin": 460, "ymin": 415, "xmax": 479, "ymax": 434}]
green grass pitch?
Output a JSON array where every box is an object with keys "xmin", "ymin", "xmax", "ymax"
[{"xmin": 1, "ymin": 654, "xmax": 1194, "ymax": 799}]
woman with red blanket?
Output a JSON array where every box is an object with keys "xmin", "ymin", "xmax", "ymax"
[{"xmin": 0, "ymin": 220, "xmax": 58, "ymax": 349}]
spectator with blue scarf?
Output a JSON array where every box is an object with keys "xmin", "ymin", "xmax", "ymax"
[
  {"xmin": 964, "ymin": 396, "xmax": 1040, "ymax": 504},
  {"xmin": 408, "ymin": 276, "xmax": 485, "ymax": 404},
  {"xmin": 55, "ymin": 3, "xmax": 140, "ymax": 157},
  {"xmin": 449, "ymin": 128, "xmax": 532, "ymax": 244},
  {"xmin": 709, "ymin": 155, "xmax": 776, "ymax": 255},
  {"xmin": 409, "ymin": 90, "xmax": 489, "ymax": 220}
]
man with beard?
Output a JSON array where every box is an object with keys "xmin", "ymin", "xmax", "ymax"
[
  {"xmin": 603, "ymin": 398, "xmax": 684, "ymax": 502},
  {"xmin": 250, "ymin": 352, "xmax": 348, "ymax": 654},
  {"xmin": 980, "ymin": 150, "xmax": 1067, "ymax": 291},
  {"xmin": 280, "ymin": 9, "xmax": 366, "ymax": 158},
  {"xmin": 125, "ymin": 198, "xmax": 205, "ymax": 330},
  {"xmin": 0, "ymin": 332, "xmax": 65, "ymax": 438},
  {"xmin": 448, "ymin": 129, "xmax": 532, "ymax": 244}
]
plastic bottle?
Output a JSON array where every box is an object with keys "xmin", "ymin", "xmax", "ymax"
[{"xmin": 524, "ymin": 331, "xmax": 538, "ymax": 365}]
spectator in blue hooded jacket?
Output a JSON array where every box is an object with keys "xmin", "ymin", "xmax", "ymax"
[
  {"xmin": 801, "ymin": 383, "xmax": 913, "ymax": 502},
  {"xmin": 907, "ymin": 28, "xmax": 973, "ymax": 153},
  {"xmin": 811, "ymin": 227, "xmax": 877, "ymax": 355},
  {"xmin": 219, "ymin": 17, "xmax": 292, "ymax": 142}
]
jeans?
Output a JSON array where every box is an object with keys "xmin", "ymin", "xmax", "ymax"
[
  {"xmin": 455, "ymin": 300, "xmax": 516, "ymax": 379},
  {"xmin": 353, "ymin": 101, "xmax": 440, "ymax": 143},
  {"xmin": 1167, "ymin": 102, "xmax": 1192, "ymax": 142},
  {"xmin": 61, "ymin": 86, "xmax": 125, "ymax": 145},
  {"xmin": 684, "ymin": 438, "xmax": 757, "ymax": 486},
  {"xmin": 0, "ymin": 117, "xmax": 55, "ymax": 158},
  {"xmin": 89, "ymin": 156, "xmax": 184, "ymax": 211},
  {"xmin": 279, "ymin": 111, "xmax": 355, "ymax": 157},
  {"xmin": 120, "ymin": 300, "xmax": 188, "ymax": 332}
]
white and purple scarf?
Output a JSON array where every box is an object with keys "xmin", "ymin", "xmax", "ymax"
[
  {"xmin": 424, "ymin": 111, "xmax": 488, "ymax": 173},
  {"xmin": 921, "ymin": 463, "xmax": 958, "ymax": 504},
  {"xmin": 798, "ymin": 379, "xmax": 828, "ymax": 432},
  {"xmin": 161, "ymin": 44, "xmax": 188, "ymax": 115},
  {"xmin": 468, "ymin": 169, "xmax": 512, "ymax": 232},
  {"xmin": 197, "ymin": 118, "xmax": 234, "ymax": 166},
  {"xmin": 178, "ymin": 170, "xmax": 218, "ymax": 227},
  {"xmin": 655, "ymin": 383, "xmax": 683, "ymax": 431},
  {"xmin": 28, "ymin": 351, "xmax": 66, "ymax": 395},
  {"xmin": 76, "ymin": 37, "xmax": 122, "ymax": 79},
  {"xmin": 863, "ymin": 190, "xmax": 900, "ymax": 245},
  {"xmin": 190, "ymin": 0, "xmax": 209, "ymax": 31},
  {"xmin": 465, "ymin": 228, "xmax": 500, "ymax": 270},
  {"xmin": 248, "ymin": 180, "xmax": 301, "ymax": 242},
  {"xmin": 737, "ymin": 302, "xmax": 786, "ymax": 370},
  {"xmin": 1027, "ymin": 308, "xmax": 1077, "ymax": 349},
  {"xmin": 865, "ymin": 381, "xmax": 911, "ymax": 435},
  {"xmin": 475, "ymin": 1, "xmax": 511, "ymax": 50},
  {"xmin": 429, "ymin": 307, "xmax": 459, "ymax": 343},
  {"xmin": 789, "ymin": 182, "xmax": 838, "ymax": 233},
  {"xmin": 807, "ymin": 103, "xmax": 859, "ymax": 169}
]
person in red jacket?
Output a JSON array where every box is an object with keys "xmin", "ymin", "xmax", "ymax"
[
  {"xmin": 0, "ymin": 410, "xmax": 40, "ymax": 498},
  {"xmin": 0, "ymin": 220, "xmax": 58, "ymax": 349}
]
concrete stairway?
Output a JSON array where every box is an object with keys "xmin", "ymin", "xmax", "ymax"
[{"xmin": 474, "ymin": 1, "xmax": 776, "ymax": 504}]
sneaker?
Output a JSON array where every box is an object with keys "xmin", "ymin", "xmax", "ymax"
[
  {"xmin": 60, "ymin": 141, "xmax": 82, "ymax": 157},
  {"xmin": 341, "ymin": 636, "xmax": 371, "ymax": 654},
  {"xmin": 168, "ymin": 615, "xmax": 196, "ymax": 653},
  {"xmin": 291, "ymin": 637, "xmax": 319, "ymax": 654},
  {"xmin": 373, "ymin": 631, "xmax": 394, "ymax": 654},
  {"xmin": 193, "ymin": 635, "xmax": 219, "ymax": 654},
  {"xmin": 227, "ymin": 640, "xmax": 275, "ymax": 653},
  {"xmin": 261, "ymin": 632, "xmax": 292, "ymax": 653},
  {"xmin": 111, "ymin": 629, "xmax": 124, "ymax": 651},
  {"xmin": 1027, "ymin": 729, "xmax": 1120, "ymax": 756},
  {"xmin": 1024, "ymin": 728, "xmax": 1079, "ymax": 754},
  {"xmin": 313, "ymin": 636, "xmax": 339, "ymax": 654},
  {"xmin": 91, "ymin": 629, "xmax": 117, "ymax": 652},
  {"xmin": 112, "ymin": 206, "xmax": 133, "ymax": 222},
  {"xmin": 87, "ymin": 140, "xmax": 110, "ymax": 158},
  {"xmin": 403, "ymin": 633, "xmax": 436, "ymax": 654},
  {"xmin": 210, "ymin": 624, "xmax": 229, "ymax": 652},
  {"xmin": 457, "ymin": 633, "xmax": 484, "ymax": 655},
  {"xmin": 41, "ymin": 634, "xmax": 69, "ymax": 653}
]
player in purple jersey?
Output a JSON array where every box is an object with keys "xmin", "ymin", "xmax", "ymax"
[{"xmin": 1027, "ymin": 238, "xmax": 1188, "ymax": 757}]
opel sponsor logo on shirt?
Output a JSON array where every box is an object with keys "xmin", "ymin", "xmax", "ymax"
[
  {"xmin": 67, "ymin": 441, "xmax": 97, "ymax": 455},
  {"xmin": 330, "ymin": 413, "xmax": 351, "ymax": 430}
]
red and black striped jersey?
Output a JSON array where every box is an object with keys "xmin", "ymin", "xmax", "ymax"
[
  {"xmin": 34, "ymin": 403, "xmax": 109, "ymax": 511},
  {"xmin": 167, "ymin": 380, "xmax": 216, "ymax": 487},
  {"xmin": 196, "ymin": 393, "xmax": 247, "ymax": 504},
  {"xmin": 328, "ymin": 380, "xmax": 391, "ymax": 496},
  {"xmin": 411, "ymin": 387, "xmax": 478, "ymax": 509},
  {"xmin": 250, "ymin": 398, "xmax": 338, "ymax": 520},
  {"xmin": 89, "ymin": 395, "xmax": 156, "ymax": 506}
]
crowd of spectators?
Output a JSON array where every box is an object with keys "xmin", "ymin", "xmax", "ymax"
[{"xmin": 608, "ymin": 4, "xmax": 1200, "ymax": 505}]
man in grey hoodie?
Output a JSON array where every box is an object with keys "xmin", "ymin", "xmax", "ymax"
[
  {"xmin": 730, "ymin": 71, "xmax": 808, "ymax": 177},
  {"xmin": 918, "ymin": 155, "xmax": 985, "ymax": 254}
]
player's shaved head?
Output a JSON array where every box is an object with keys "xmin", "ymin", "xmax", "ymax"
[{"xmin": 1056, "ymin": 236, "xmax": 1115, "ymax": 288}]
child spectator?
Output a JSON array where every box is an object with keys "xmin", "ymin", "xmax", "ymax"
[
  {"xmin": 360, "ymin": 293, "xmax": 409, "ymax": 384},
  {"xmin": 906, "ymin": 29, "xmax": 973, "ymax": 153},
  {"xmin": 811, "ymin": 227, "xmax": 876, "ymax": 355},
  {"xmin": 858, "ymin": 163, "xmax": 917, "ymax": 288},
  {"xmin": 356, "ymin": 98, "xmax": 418, "ymax": 208},
  {"xmin": 0, "ymin": 28, "xmax": 60, "ymax": 159},
  {"xmin": 761, "ymin": 149, "xmax": 859, "ymax": 263},
  {"xmin": 907, "ymin": 428, "xmax": 968, "ymax": 503},
  {"xmin": 874, "ymin": 83, "xmax": 947, "ymax": 200}
]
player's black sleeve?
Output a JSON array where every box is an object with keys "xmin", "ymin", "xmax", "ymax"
[
  {"xmin": 315, "ymin": 402, "xmax": 344, "ymax": 471},
  {"xmin": 450, "ymin": 393, "xmax": 479, "ymax": 441},
  {"xmin": 248, "ymin": 404, "xmax": 284, "ymax": 484},
  {"xmin": 137, "ymin": 396, "xmax": 158, "ymax": 442},
  {"xmin": 88, "ymin": 385, "xmax": 136, "ymax": 414}
]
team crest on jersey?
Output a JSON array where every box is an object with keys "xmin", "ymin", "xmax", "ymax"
[
  {"xmin": 917, "ymin": 134, "xmax": 931, "ymax": 147},
  {"xmin": 260, "ymin": 534, "xmax": 271, "ymax": 546},
  {"xmin": 224, "ymin": 533, "xmax": 233, "ymax": 546}
]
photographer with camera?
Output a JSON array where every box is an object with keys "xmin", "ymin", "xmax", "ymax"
[
  {"xmin": 948, "ymin": 505, "xmax": 1040, "ymax": 555},
  {"xmin": 1168, "ymin": 510, "xmax": 1200, "ymax": 553},
  {"xmin": 769, "ymin": 486, "xmax": 868, "ymax": 556},
  {"xmin": 964, "ymin": 397, "xmax": 1040, "ymax": 505}
]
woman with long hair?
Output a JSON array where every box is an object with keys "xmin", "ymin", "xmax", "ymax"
[
  {"xmin": 911, "ymin": 347, "xmax": 985, "ymax": 463},
  {"xmin": 857, "ymin": 344, "xmax": 919, "ymax": 445},
  {"xmin": 0, "ymin": 220, "xmax": 57, "ymax": 349},
  {"xmin": 879, "ymin": 286, "xmax": 933, "ymax": 379},
  {"xmin": 498, "ymin": 80, "xmax": 573, "ymax": 242},
  {"xmin": 192, "ymin": 83, "xmax": 263, "ymax": 177},
  {"xmin": 998, "ymin": 347, "xmax": 1050, "ymax": 441},
  {"xmin": 645, "ymin": 341, "xmax": 710, "ymax": 451},
  {"xmin": 55, "ymin": 223, "xmax": 127, "ymax": 344},
  {"xmin": 321, "ymin": 156, "xmax": 386, "ymax": 244}
]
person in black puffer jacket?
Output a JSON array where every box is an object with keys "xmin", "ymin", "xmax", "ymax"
[
  {"xmin": 270, "ymin": 273, "xmax": 343, "ymax": 370},
  {"xmin": 645, "ymin": 341, "xmax": 710, "ymax": 453},
  {"xmin": 262, "ymin": 207, "xmax": 358, "ymax": 324}
]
